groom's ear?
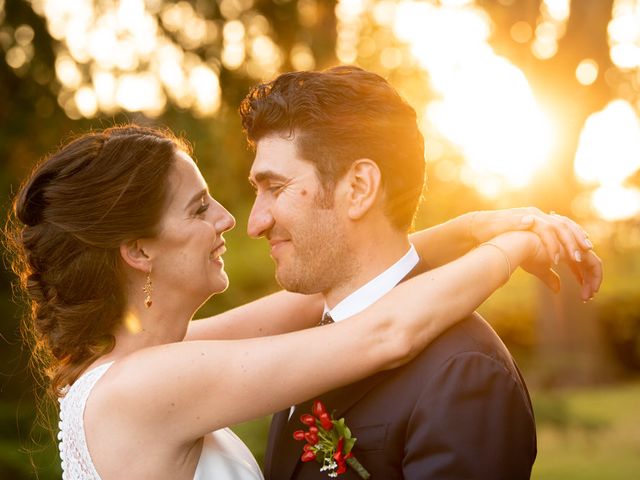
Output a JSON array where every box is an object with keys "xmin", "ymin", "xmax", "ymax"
[
  {"xmin": 119, "ymin": 239, "xmax": 152, "ymax": 273},
  {"xmin": 344, "ymin": 158, "xmax": 382, "ymax": 220}
]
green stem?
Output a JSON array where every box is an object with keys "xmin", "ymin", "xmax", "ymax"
[
  {"xmin": 317, "ymin": 429, "xmax": 332, "ymax": 443},
  {"xmin": 346, "ymin": 457, "xmax": 370, "ymax": 479}
]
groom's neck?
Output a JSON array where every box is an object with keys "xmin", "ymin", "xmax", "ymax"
[{"xmin": 323, "ymin": 228, "xmax": 411, "ymax": 309}]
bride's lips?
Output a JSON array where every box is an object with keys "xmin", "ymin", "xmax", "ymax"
[{"xmin": 210, "ymin": 242, "xmax": 226, "ymax": 261}]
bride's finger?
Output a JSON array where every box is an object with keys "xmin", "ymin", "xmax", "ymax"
[
  {"xmin": 549, "ymin": 213, "xmax": 593, "ymax": 252},
  {"xmin": 566, "ymin": 257, "xmax": 585, "ymax": 288},
  {"xmin": 531, "ymin": 266, "xmax": 561, "ymax": 293},
  {"xmin": 583, "ymin": 250, "xmax": 603, "ymax": 295},
  {"xmin": 528, "ymin": 217, "xmax": 562, "ymax": 264},
  {"xmin": 572, "ymin": 250, "xmax": 602, "ymax": 300},
  {"xmin": 546, "ymin": 216, "xmax": 583, "ymax": 263}
]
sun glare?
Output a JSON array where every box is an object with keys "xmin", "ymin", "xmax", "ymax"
[
  {"xmin": 592, "ymin": 185, "xmax": 640, "ymax": 222},
  {"xmin": 388, "ymin": 0, "xmax": 552, "ymax": 196},
  {"xmin": 124, "ymin": 311, "xmax": 143, "ymax": 334},
  {"xmin": 575, "ymin": 100, "xmax": 640, "ymax": 185},
  {"xmin": 575, "ymin": 100, "xmax": 640, "ymax": 221}
]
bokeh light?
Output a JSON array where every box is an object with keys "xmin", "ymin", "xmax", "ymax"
[
  {"xmin": 591, "ymin": 185, "xmax": 640, "ymax": 222},
  {"xmin": 26, "ymin": 0, "xmax": 287, "ymax": 118},
  {"xmin": 608, "ymin": 0, "xmax": 640, "ymax": 70},
  {"xmin": 5, "ymin": 0, "xmax": 638, "ymax": 221},
  {"xmin": 510, "ymin": 21, "xmax": 533, "ymax": 44},
  {"xmin": 531, "ymin": 0, "xmax": 570, "ymax": 60},
  {"xmin": 576, "ymin": 59, "xmax": 599, "ymax": 86},
  {"xmin": 575, "ymin": 100, "xmax": 640, "ymax": 220}
]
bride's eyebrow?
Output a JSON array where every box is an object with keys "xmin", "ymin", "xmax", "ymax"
[{"xmin": 184, "ymin": 188, "xmax": 208, "ymax": 210}]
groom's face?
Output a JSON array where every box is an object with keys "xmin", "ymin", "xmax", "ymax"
[{"xmin": 247, "ymin": 134, "xmax": 355, "ymax": 294}]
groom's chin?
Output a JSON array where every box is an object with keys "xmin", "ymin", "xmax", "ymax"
[
  {"xmin": 274, "ymin": 270, "xmax": 312, "ymax": 295},
  {"xmin": 274, "ymin": 272, "xmax": 299, "ymax": 293}
]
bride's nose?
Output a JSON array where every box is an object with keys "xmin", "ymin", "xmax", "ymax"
[{"xmin": 213, "ymin": 201, "xmax": 235, "ymax": 234}]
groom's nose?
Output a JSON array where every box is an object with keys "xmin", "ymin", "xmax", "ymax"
[{"xmin": 247, "ymin": 195, "xmax": 274, "ymax": 238}]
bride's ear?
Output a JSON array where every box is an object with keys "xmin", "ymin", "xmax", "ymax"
[{"xmin": 120, "ymin": 239, "xmax": 152, "ymax": 273}]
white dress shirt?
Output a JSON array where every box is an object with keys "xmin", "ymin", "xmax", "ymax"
[
  {"xmin": 288, "ymin": 244, "xmax": 419, "ymax": 419},
  {"xmin": 325, "ymin": 244, "xmax": 419, "ymax": 322}
]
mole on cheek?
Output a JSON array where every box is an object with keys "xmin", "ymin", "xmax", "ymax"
[{"xmin": 300, "ymin": 189, "xmax": 307, "ymax": 196}]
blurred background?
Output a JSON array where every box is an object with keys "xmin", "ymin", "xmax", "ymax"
[{"xmin": 1, "ymin": 0, "xmax": 639, "ymax": 478}]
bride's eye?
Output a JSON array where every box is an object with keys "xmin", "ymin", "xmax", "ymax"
[{"xmin": 195, "ymin": 198, "xmax": 210, "ymax": 216}]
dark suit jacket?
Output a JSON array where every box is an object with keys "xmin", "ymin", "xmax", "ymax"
[{"xmin": 264, "ymin": 312, "xmax": 537, "ymax": 479}]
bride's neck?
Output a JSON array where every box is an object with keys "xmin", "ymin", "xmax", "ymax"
[{"xmin": 107, "ymin": 306, "xmax": 192, "ymax": 359}]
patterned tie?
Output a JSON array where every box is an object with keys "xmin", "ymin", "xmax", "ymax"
[{"xmin": 318, "ymin": 311, "xmax": 335, "ymax": 326}]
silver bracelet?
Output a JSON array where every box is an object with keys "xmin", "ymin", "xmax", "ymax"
[{"xmin": 478, "ymin": 242, "xmax": 512, "ymax": 281}]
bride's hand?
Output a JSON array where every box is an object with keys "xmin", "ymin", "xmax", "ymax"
[
  {"xmin": 468, "ymin": 208, "xmax": 602, "ymax": 300},
  {"xmin": 468, "ymin": 208, "xmax": 591, "ymax": 258},
  {"xmin": 498, "ymin": 230, "xmax": 601, "ymax": 302}
]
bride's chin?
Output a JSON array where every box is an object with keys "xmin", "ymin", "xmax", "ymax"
[{"xmin": 211, "ymin": 274, "xmax": 230, "ymax": 295}]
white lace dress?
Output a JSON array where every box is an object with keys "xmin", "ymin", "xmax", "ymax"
[{"xmin": 58, "ymin": 362, "xmax": 264, "ymax": 479}]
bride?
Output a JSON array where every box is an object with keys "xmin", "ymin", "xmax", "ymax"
[{"xmin": 6, "ymin": 125, "xmax": 600, "ymax": 479}]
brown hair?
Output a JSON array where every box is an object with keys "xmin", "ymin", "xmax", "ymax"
[
  {"xmin": 239, "ymin": 65, "xmax": 426, "ymax": 231},
  {"xmin": 4, "ymin": 124, "xmax": 189, "ymax": 399}
]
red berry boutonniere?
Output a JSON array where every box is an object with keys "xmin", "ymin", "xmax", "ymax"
[{"xmin": 293, "ymin": 400, "xmax": 370, "ymax": 479}]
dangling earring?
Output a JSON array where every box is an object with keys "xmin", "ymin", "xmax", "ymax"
[{"xmin": 143, "ymin": 270, "xmax": 153, "ymax": 308}]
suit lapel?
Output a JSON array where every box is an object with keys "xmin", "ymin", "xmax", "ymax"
[
  {"xmin": 270, "ymin": 403, "xmax": 311, "ymax": 479},
  {"xmin": 265, "ymin": 409, "xmax": 289, "ymax": 478},
  {"xmin": 271, "ymin": 371, "xmax": 392, "ymax": 479},
  {"xmin": 267, "ymin": 259, "xmax": 429, "ymax": 479}
]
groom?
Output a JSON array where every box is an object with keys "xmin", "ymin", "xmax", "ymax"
[{"xmin": 240, "ymin": 66, "xmax": 536, "ymax": 479}]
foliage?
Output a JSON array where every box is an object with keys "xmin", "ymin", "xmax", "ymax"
[{"xmin": 0, "ymin": 0, "xmax": 638, "ymax": 477}]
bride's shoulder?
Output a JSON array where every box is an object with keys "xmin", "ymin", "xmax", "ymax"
[
  {"xmin": 80, "ymin": 353, "xmax": 168, "ymax": 431},
  {"xmin": 82, "ymin": 343, "xmax": 228, "ymax": 443}
]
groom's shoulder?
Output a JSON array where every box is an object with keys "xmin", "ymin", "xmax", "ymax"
[{"xmin": 394, "ymin": 311, "xmax": 520, "ymax": 382}]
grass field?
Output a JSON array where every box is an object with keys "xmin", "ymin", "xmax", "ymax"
[
  {"xmin": 231, "ymin": 380, "xmax": 640, "ymax": 478},
  {"xmin": 532, "ymin": 381, "xmax": 640, "ymax": 480}
]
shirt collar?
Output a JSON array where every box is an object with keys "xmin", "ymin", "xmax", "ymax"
[{"xmin": 325, "ymin": 244, "xmax": 419, "ymax": 322}]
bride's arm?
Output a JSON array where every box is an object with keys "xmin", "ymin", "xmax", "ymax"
[
  {"xmin": 186, "ymin": 290, "xmax": 324, "ymax": 340},
  {"xmin": 410, "ymin": 207, "xmax": 601, "ymax": 300},
  {"xmin": 116, "ymin": 231, "xmax": 556, "ymax": 442},
  {"xmin": 410, "ymin": 207, "xmax": 594, "ymax": 268},
  {"xmin": 186, "ymin": 208, "xmax": 602, "ymax": 341}
]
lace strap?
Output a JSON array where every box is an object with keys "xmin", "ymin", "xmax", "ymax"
[{"xmin": 58, "ymin": 362, "xmax": 114, "ymax": 480}]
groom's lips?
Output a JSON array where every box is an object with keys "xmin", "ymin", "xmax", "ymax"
[{"xmin": 269, "ymin": 239, "xmax": 290, "ymax": 253}]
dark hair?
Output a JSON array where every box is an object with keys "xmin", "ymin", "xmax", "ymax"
[
  {"xmin": 4, "ymin": 124, "xmax": 189, "ymax": 399},
  {"xmin": 239, "ymin": 65, "xmax": 426, "ymax": 231}
]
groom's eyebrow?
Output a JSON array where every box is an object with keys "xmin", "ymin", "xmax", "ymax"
[{"xmin": 250, "ymin": 170, "xmax": 288, "ymax": 185}]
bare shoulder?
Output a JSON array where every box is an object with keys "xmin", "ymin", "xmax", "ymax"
[
  {"xmin": 82, "ymin": 351, "xmax": 206, "ymax": 478},
  {"xmin": 83, "ymin": 341, "xmax": 228, "ymax": 446}
]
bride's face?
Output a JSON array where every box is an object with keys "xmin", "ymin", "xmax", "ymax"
[{"xmin": 147, "ymin": 151, "xmax": 235, "ymax": 306}]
